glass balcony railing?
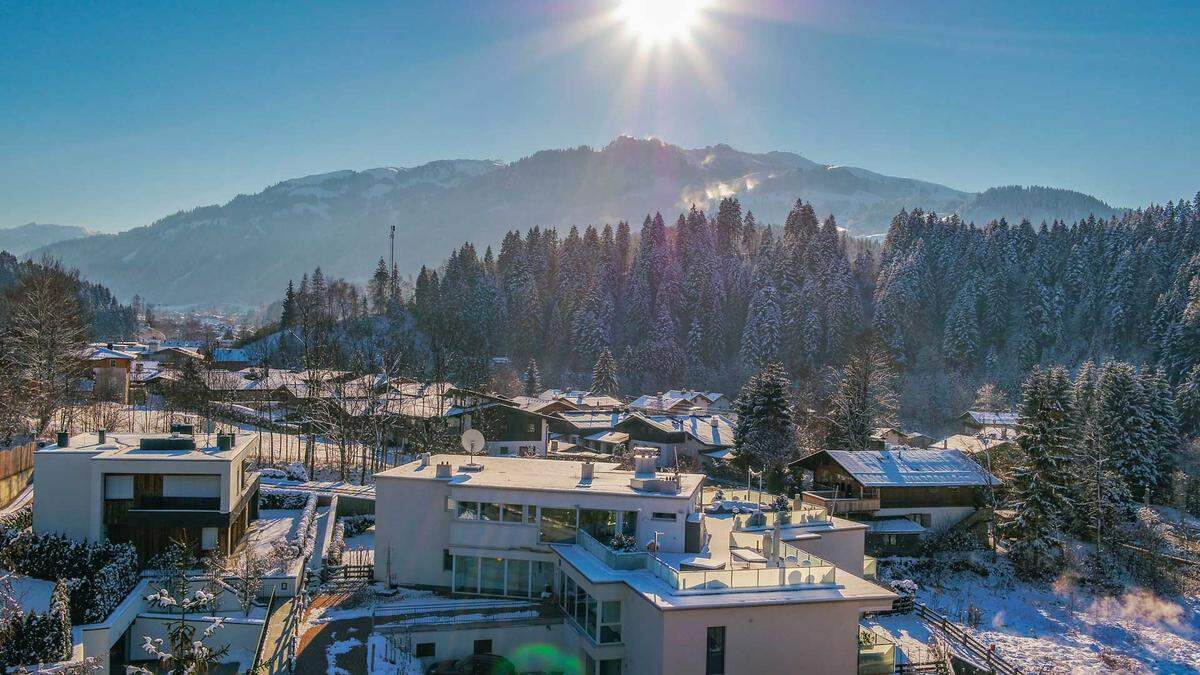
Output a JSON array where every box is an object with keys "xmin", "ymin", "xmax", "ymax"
[
  {"xmin": 572, "ymin": 526, "xmax": 838, "ymax": 593},
  {"xmin": 858, "ymin": 627, "xmax": 897, "ymax": 675},
  {"xmin": 731, "ymin": 505, "xmax": 830, "ymax": 530},
  {"xmin": 863, "ymin": 555, "xmax": 878, "ymax": 580}
]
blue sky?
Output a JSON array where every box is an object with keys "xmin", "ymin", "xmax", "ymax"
[{"xmin": 2, "ymin": 0, "xmax": 1198, "ymax": 232}]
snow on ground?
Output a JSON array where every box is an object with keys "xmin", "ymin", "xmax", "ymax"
[
  {"xmin": 367, "ymin": 633, "xmax": 422, "ymax": 675},
  {"xmin": 0, "ymin": 569, "xmax": 55, "ymax": 614},
  {"xmin": 879, "ymin": 557, "xmax": 1200, "ymax": 674},
  {"xmin": 345, "ymin": 526, "xmax": 375, "ymax": 551},
  {"xmin": 326, "ymin": 637, "xmax": 362, "ymax": 675}
]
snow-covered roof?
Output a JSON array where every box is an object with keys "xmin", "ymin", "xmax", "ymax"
[
  {"xmin": 618, "ymin": 413, "xmax": 736, "ymax": 448},
  {"xmin": 537, "ymin": 389, "xmax": 622, "ymax": 408},
  {"xmin": 935, "ymin": 434, "xmax": 1015, "ymax": 454},
  {"xmin": 629, "ymin": 390, "xmax": 719, "ymax": 412},
  {"xmin": 962, "ymin": 411, "xmax": 1018, "ymax": 427},
  {"xmin": 555, "ymin": 410, "xmax": 629, "ymax": 430},
  {"xmin": 819, "ymin": 448, "xmax": 1000, "ymax": 488},
  {"xmin": 584, "ymin": 431, "xmax": 629, "ymax": 444},
  {"xmin": 867, "ymin": 518, "xmax": 926, "ymax": 534},
  {"xmin": 82, "ymin": 346, "xmax": 137, "ymax": 361},
  {"xmin": 213, "ymin": 347, "xmax": 251, "ymax": 363}
]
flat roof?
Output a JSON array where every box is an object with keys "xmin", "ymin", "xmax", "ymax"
[
  {"xmin": 552, "ymin": 543, "xmax": 895, "ymax": 611},
  {"xmin": 39, "ymin": 431, "xmax": 254, "ymax": 461},
  {"xmin": 377, "ymin": 454, "xmax": 704, "ymax": 499}
]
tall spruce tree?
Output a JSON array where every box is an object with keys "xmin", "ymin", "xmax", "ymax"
[
  {"xmin": 591, "ymin": 347, "xmax": 619, "ymax": 397},
  {"xmin": 825, "ymin": 337, "xmax": 898, "ymax": 452},
  {"xmin": 1096, "ymin": 361, "xmax": 1155, "ymax": 501},
  {"xmin": 523, "ymin": 359, "xmax": 543, "ymax": 397},
  {"xmin": 1006, "ymin": 366, "xmax": 1075, "ymax": 579},
  {"xmin": 733, "ymin": 362, "xmax": 799, "ymax": 472}
]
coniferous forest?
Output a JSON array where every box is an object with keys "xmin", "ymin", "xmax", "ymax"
[{"xmin": 263, "ymin": 193, "xmax": 1200, "ymax": 435}]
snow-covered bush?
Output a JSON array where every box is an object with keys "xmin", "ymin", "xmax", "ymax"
[
  {"xmin": 608, "ymin": 533, "xmax": 638, "ymax": 552},
  {"xmin": 0, "ymin": 578, "xmax": 73, "ymax": 669},
  {"xmin": 325, "ymin": 521, "xmax": 346, "ymax": 567},
  {"xmin": 0, "ymin": 504, "xmax": 32, "ymax": 532},
  {"xmin": 285, "ymin": 461, "xmax": 309, "ymax": 482},
  {"xmin": 259, "ymin": 488, "xmax": 310, "ymax": 509},
  {"xmin": 258, "ymin": 468, "xmax": 288, "ymax": 480},
  {"xmin": 0, "ymin": 530, "xmax": 138, "ymax": 624},
  {"xmin": 272, "ymin": 493, "xmax": 318, "ymax": 560},
  {"xmin": 340, "ymin": 514, "xmax": 374, "ymax": 538}
]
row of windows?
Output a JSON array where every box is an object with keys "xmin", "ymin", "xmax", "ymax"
[
  {"xmin": 557, "ymin": 570, "xmax": 622, "ymax": 644},
  {"xmin": 450, "ymin": 554, "xmax": 555, "ymax": 598},
  {"xmin": 452, "ymin": 502, "xmax": 640, "ymax": 544}
]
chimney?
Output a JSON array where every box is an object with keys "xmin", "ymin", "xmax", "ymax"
[
  {"xmin": 435, "ymin": 461, "xmax": 453, "ymax": 479},
  {"xmin": 419, "ymin": 452, "xmax": 431, "ymax": 468},
  {"xmin": 580, "ymin": 460, "xmax": 595, "ymax": 482},
  {"xmin": 216, "ymin": 434, "xmax": 232, "ymax": 452},
  {"xmin": 56, "ymin": 431, "xmax": 69, "ymax": 447},
  {"xmin": 96, "ymin": 429, "xmax": 106, "ymax": 444},
  {"xmin": 633, "ymin": 447, "xmax": 657, "ymax": 476}
]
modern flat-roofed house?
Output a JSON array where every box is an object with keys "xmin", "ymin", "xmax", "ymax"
[
  {"xmin": 374, "ymin": 451, "xmax": 894, "ymax": 675},
  {"xmin": 959, "ymin": 410, "xmax": 1019, "ymax": 439},
  {"xmin": 793, "ymin": 448, "xmax": 999, "ymax": 556},
  {"xmin": 33, "ymin": 430, "xmax": 261, "ymax": 562}
]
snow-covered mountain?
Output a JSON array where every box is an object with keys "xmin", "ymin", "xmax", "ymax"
[
  {"xmin": 0, "ymin": 222, "xmax": 91, "ymax": 255},
  {"xmin": 31, "ymin": 137, "xmax": 1121, "ymax": 306}
]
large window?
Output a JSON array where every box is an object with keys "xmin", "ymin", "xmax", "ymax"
[
  {"xmin": 600, "ymin": 600, "xmax": 622, "ymax": 643},
  {"xmin": 579, "ymin": 509, "xmax": 617, "ymax": 541},
  {"xmin": 480, "ymin": 503, "xmax": 501, "ymax": 522},
  {"xmin": 539, "ymin": 507, "xmax": 577, "ymax": 543},
  {"xmin": 706, "ymin": 626, "xmax": 726, "ymax": 675},
  {"xmin": 457, "ymin": 501, "xmax": 480, "ymax": 520},
  {"xmin": 558, "ymin": 573, "xmax": 622, "ymax": 645},
  {"xmin": 621, "ymin": 511, "xmax": 638, "ymax": 538},
  {"xmin": 502, "ymin": 504, "xmax": 525, "ymax": 523},
  {"xmin": 480, "ymin": 557, "xmax": 505, "ymax": 595},
  {"xmin": 453, "ymin": 555, "xmax": 546, "ymax": 598}
]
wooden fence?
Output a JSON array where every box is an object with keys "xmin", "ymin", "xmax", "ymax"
[
  {"xmin": 913, "ymin": 603, "xmax": 1022, "ymax": 675},
  {"xmin": 0, "ymin": 441, "xmax": 35, "ymax": 480}
]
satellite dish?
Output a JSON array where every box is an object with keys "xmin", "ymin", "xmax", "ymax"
[{"xmin": 461, "ymin": 429, "xmax": 485, "ymax": 466}]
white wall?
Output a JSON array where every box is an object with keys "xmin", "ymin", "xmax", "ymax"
[
  {"xmin": 33, "ymin": 450, "xmax": 99, "ymax": 541},
  {"xmin": 163, "ymin": 474, "xmax": 221, "ymax": 498},
  {"xmin": 874, "ymin": 505, "xmax": 976, "ymax": 533}
]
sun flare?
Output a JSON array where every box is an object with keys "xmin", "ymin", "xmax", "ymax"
[{"xmin": 616, "ymin": 0, "xmax": 710, "ymax": 47}]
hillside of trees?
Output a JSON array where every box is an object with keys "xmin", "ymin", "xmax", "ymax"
[
  {"xmin": 259, "ymin": 192, "xmax": 1200, "ymax": 435},
  {"xmin": 0, "ymin": 251, "xmax": 138, "ymax": 341}
]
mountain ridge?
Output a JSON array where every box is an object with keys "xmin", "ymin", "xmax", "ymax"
[
  {"xmin": 31, "ymin": 136, "xmax": 1123, "ymax": 307},
  {"xmin": 1, "ymin": 222, "xmax": 92, "ymax": 256}
]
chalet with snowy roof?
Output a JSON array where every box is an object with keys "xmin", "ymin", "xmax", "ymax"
[
  {"xmin": 613, "ymin": 412, "xmax": 736, "ymax": 469},
  {"xmin": 512, "ymin": 395, "xmax": 579, "ymax": 415},
  {"xmin": 212, "ymin": 347, "xmax": 255, "ymax": 370},
  {"xmin": 959, "ymin": 410, "xmax": 1019, "ymax": 438},
  {"xmin": 145, "ymin": 345, "xmax": 205, "ymax": 369},
  {"xmin": 629, "ymin": 389, "xmax": 729, "ymax": 414},
  {"xmin": 870, "ymin": 427, "xmax": 934, "ymax": 449},
  {"xmin": 934, "ymin": 433, "xmax": 1016, "ymax": 457},
  {"xmin": 792, "ymin": 448, "xmax": 1000, "ymax": 555},
  {"xmin": 538, "ymin": 388, "xmax": 623, "ymax": 410},
  {"xmin": 82, "ymin": 344, "xmax": 137, "ymax": 403}
]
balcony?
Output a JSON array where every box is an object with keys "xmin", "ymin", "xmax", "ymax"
[
  {"xmin": 571, "ymin": 527, "xmax": 837, "ymax": 594},
  {"xmin": 801, "ymin": 489, "xmax": 880, "ymax": 515},
  {"xmin": 858, "ymin": 626, "xmax": 897, "ymax": 675},
  {"xmin": 133, "ymin": 495, "xmax": 220, "ymax": 510}
]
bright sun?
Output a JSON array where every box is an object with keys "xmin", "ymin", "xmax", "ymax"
[{"xmin": 616, "ymin": 0, "xmax": 710, "ymax": 47}]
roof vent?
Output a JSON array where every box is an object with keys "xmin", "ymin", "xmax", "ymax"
[
  {"xmin": 632, "ymin": 447, "xmax": 657, "ymax": 476},
  {"xmin": 580, "ymin": 460, "xmax": 595, "ymax": 482},
  {"xmin": 419, "ymin": 452, "xmax": 431, "ymax": 468},
  {"xmin": 435, "ymin": 461, "xmax": 453, "ymax": 479},
  {"xmin": 56, "ymin": 431, "xmax": 69, "ymax": 447},
  {"xmin": 170, "ymin": 423, "xmax": 195, "ymax": 435},
  {"xmin": 216, "ymin": 434, "xmax": 233, "ymax": 452},
  {"xmin": 96, "ymin": 429, "xmax": 106, "ymax": 444}
]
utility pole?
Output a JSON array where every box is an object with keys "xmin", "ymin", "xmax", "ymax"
[{"xmin": 389, "ymin": 225, "xmax": 396, "ymax": 276}]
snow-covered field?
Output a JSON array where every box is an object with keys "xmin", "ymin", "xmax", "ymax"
[{"xmin": 877, "ymin": 557, "xmax": 1200, "ymax": 673}]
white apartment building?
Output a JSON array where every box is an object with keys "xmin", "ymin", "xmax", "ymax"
[
  {"xmin": 374, "ymin": 450, "xmax": 895, "ymax": 675},
  {"xmin": 33, "ymin": 429, "xmax": 261, "ymax": 562}
]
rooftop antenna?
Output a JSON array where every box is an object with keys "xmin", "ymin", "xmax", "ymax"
[{"xmin": 460, "ymin": 428, "xmax": 485, "ymax": 471}]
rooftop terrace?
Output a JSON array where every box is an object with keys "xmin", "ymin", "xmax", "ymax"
[
  {"xmin": 40, "ymin": 431, "xmax": 255, "ymax": 461},
  {"xmin": 376, "ymin": 453, "xmax": 705, "ymax": 499}
]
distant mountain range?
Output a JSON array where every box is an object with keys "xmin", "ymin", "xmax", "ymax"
[
  {"xmin": 31, "ymin": 136, "xmax": 1123, "ymax": 306},
  {"xmin": 1, "ymin": 223, "xmax": 91, "ymax": 256}
]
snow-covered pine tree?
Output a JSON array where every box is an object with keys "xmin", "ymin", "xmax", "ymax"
[
  {"xmin": 942, "ymin": 282, "xmax": 980, "ymax": 371},
  {"xmin": 733, "ymin": 362, "xmax": 798, "ymax": 472},
  {"xmin": 590, "ymin": 347, "xmax": 619, "ymax": 398},
  {"xmin": 1139, "ymin": 367, "xmax": 1180, "ymax": 499},
  {"xmin": 1006, "ymin": 366, "xmax": 1076, "ymax": 580},
  {"xmin": 738, "ymin": 283, "xmax": 781, "ymax": 373},
  {"xmin": 1177, "ymin": 364, "xmax": 1200, "ymax": 440},
  {"xmin": 523, "ymin": 359, "xmax": 542, "ymax": 397},
  {"xmin": 824, "ymin": 337, "xmax": 898, "ymax": 452},
  {"xmin": 1096, "ymin": 361, "xmax": 1156, "ymax": 501}
]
